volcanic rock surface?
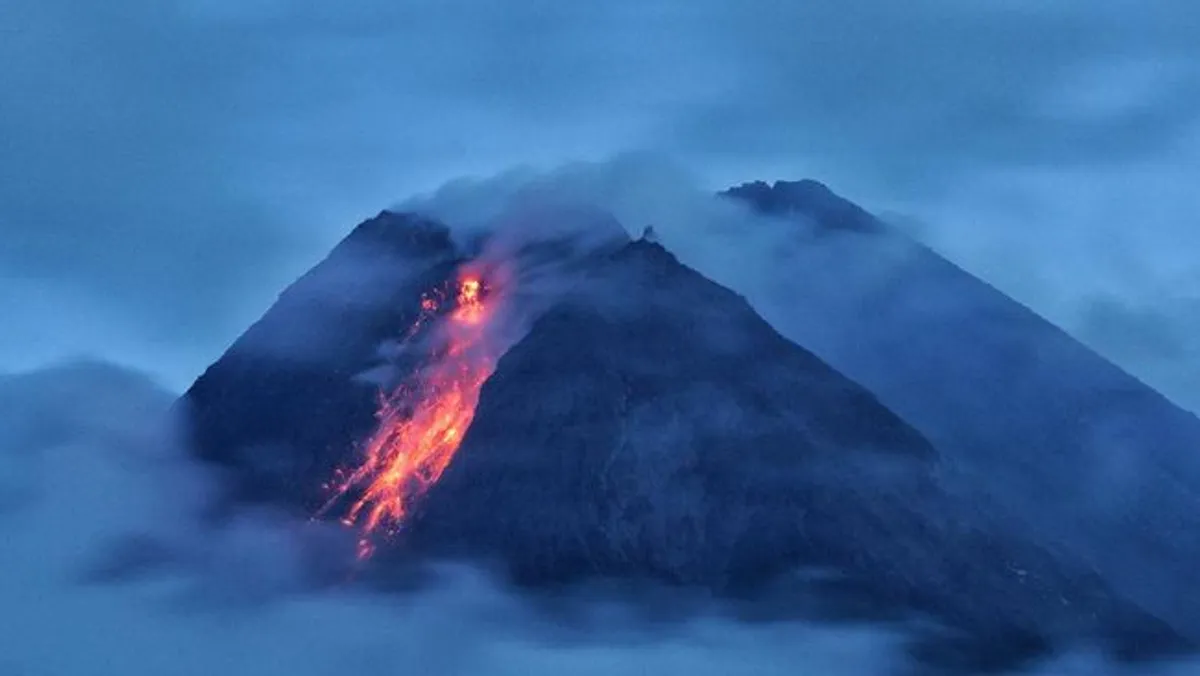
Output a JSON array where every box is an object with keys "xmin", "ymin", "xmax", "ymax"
[{"xmin": 184, "ymin": 211, "xmax": 463, "ymax": 512}]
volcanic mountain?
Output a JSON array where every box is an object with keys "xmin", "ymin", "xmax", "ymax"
[
  {"xmin": 184, "ymin": 206, "xmax": 943, "ymax": 576},
  {"xmin": 180, "ymin": 189, "xmax": 1193, "ymax": 671}
]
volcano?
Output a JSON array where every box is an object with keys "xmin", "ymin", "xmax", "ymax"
[{"xmin": 181, "ymin": 186, "xmax": 1194, "ymax": 671}]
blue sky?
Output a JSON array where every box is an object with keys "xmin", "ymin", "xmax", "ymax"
[{"xmin": 2, "ymin": 0, "xmax": 1199, "ymax": 406}]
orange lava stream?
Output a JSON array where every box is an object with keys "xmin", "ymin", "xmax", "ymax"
[{"xmin": 319, "ymin": 272, "xmax": 497, "ymax": 559}]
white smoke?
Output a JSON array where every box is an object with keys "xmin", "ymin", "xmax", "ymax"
[{"xmin": 401, "ymin": 153, "xmax": 1200, "ymax": 422}]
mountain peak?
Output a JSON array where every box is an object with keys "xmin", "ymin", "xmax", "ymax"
[
  {"xmin": 722, "ymin": 179, "xmax": 883, "ymax": 234},
  {"xmin": 618, "ymin": 233, "xmax": 678, "ymax": 264},
  {"xmin": 341, "ymin": 210, "xmax": 456, "ymax": 258}
]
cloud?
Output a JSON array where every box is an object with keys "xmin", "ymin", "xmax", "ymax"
[
  {"xmin": 7, "ymin": 356, "xmax": 1200, "ymax": 673},
  {"xmin": 0, "ymin": 358, "xmax": 921, "ymax": 676},
  {"xmin": 664, "ymin": 0, "xmax": 1200, "ymax": 193},
  {"xmin": 4, "ymin": 0, "xmax": 1200, "ymax": 388}
]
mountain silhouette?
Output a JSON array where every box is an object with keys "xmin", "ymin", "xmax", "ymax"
[{"xmin": 179, "ymin": 185, "xmax": 1197, "ymax": 672}]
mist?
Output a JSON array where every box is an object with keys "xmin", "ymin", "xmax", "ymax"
[
  {"xmin": 4, "ymin": 325, "xmax": 1200, "ymax": 675},
  {"xmin": 0, "ymin": 359, "xmax": 910, "ymax": 675}
]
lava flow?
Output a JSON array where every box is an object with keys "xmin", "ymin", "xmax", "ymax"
[{"xmin": 319, "ymin": 270, "xmax": 501, "ymax": 559}]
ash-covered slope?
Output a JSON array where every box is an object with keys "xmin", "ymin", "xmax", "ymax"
[
  {"xmin": 721, "ymin": 180, "xmax": 1200, "ymax": 638},
  {"xmin": 182, "ymin": 211, "xmax": 464, "ymax": 511}
]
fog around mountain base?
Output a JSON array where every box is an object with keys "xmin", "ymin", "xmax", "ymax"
[{"xmin": 6, "ymin": 359, "xmax": 1200, "ymax": 676}]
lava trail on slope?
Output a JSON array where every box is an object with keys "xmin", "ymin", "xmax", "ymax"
[{"xmin": 317, "ymin": 266, "xmax": 506, "ymax": 559}]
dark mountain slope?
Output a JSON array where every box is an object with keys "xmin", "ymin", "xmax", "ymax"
[
  {"xmin": 182, "ymin": 211, "xmax": 463, "ymax": 511},
  {"xmin": 721, "ymin": 179, "xmax": 1200, "ymax": 638}
]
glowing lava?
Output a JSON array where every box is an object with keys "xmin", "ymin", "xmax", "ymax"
[{"xmin": 319, "ymin": 270, "xmax": 500, "ymax": 559}]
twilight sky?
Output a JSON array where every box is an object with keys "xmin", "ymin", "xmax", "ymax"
[{"xmin": 2, "ymin": 0, "xmax": 1199, "ymax": 407}]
